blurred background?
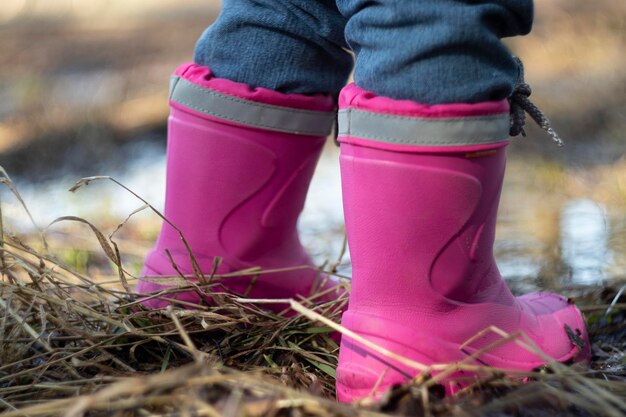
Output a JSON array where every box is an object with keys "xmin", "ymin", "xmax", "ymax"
[{"xmin": 0, "ymin": 0, "xmax": 624, "ymax": 291}]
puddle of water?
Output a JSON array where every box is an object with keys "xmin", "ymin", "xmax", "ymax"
[
  {"xmin": 2, "ymin": 143, "xmax": 624, "ymax": 290},
  {"xmin": 3, "ymin": 140, "xmax": 167, "ymax": 228},
  {"xmin": 560, "ymin": 199, "xmax": 611, "ymax": 285}
]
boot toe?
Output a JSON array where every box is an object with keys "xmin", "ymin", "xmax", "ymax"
[{"xmin": 517, "ymin": 292, "xmax": 591, "ymax": 364}]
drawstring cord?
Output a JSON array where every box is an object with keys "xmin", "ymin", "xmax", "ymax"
[{"xmin": 509, "ymin": 56, "xmax": 564, "ymax": 147}]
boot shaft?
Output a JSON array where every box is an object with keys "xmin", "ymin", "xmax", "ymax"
[
  {"xmin": 341, "ymin": 143, "xmax": 510, "ymax": 315},
  {"xmin": 153, "ymin": 63, "xmax": 335, "ymax": 272},
  {"xmin": 158, "ymin": 108, "xmax": 325, "ymax": 267},
  {"xmin": 338, "ymin": 83, "xmax": 514, "ymax": 317}
]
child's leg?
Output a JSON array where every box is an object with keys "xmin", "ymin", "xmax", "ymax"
[
  {"xmin": 334, "ymin": 0, "xmax": 590, "ymax": 401},
  {"xmin": 194, "ymin": 0, "xmax": 352, "ymax": 95},
  {"xmin": 138, "ymin": 0, "xmax": 352, "ymax": 310},
  {"xmin": 337, "ymin": 0, "xmax": 532, "ymax": 104}
]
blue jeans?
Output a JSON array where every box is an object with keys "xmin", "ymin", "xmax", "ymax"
[{"xmin": 194, "ymin": 0, "xmax": 533, "ymax": 105}]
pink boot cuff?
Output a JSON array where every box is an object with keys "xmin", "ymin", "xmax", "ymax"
[
  {"xmin": 170, "ymin": 63, "xmax": 336, "ymax": 136},
  {"xmin": 338, "ymin": 83, "xmax": 511, "ymax": 153}
]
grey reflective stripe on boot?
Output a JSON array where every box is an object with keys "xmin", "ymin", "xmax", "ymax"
[
  {"xmin": 338, "ymin": 108, "xmax": 510, "ymax": 146},
  {"xmin": 169, "ymin": 76, "xmax": 335, "ymax": 136}
]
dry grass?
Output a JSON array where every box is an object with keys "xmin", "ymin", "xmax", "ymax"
[{"xmin": 0, "ymin": 170, "xmax": 625, "ymax": 417}]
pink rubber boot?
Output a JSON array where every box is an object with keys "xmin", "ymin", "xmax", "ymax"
[
  {"xmin": 137, "ymin": 63, "xmax": 343, "ymax": 311},
  {"xmin": 335, "ymin": 84, "xmax": 590, "ymax": 401}
]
